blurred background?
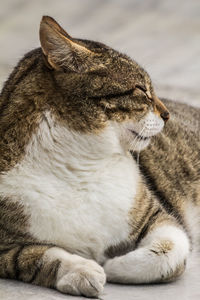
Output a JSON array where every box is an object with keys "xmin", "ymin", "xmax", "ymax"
[{"xmin": 1, "ymin": 0, "xmax": 200, "ymax": 107}]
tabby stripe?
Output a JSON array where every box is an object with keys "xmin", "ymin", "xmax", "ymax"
[
  {"xmin": 12, "ymin": 58, "xmax": 39, "ymax": 91},
  {"xmin": 0, "ymin": 222, "xmax": 29, "ymax": 240},
  {"xmin": 133, "ymin": 199, "xmax": 153, "ymax": 237},
  {"xmin": 0, "ymin": 56, "xmax": 39, "ymax": 116},
  {"xmin": 27, "ymin": 264, "xmax": 41, "ymax": 284},
  {"xmin": 135, "ymin": 208, "xmax": 162, "ymax": 247},
  {"xmin": 31, "ymin": 258, "xmax": 61, "ymax": 288},
  {"xmin": 0, "ymin": 49, "xmax": 40, "ymax": 99},
  {"xmin": 0, "ymin": 246, "xmax": 18, "ymax": 279},
  {"xmin": 136, "ymin": 161, "xmax": 187, "ymax": 229},
  {"xmin": 12, "ymin": 245, "xmax": 24, "ymax": 279},
  {"xmin": 27, "ymin": 245, "xmax": 56, "ymax": 284},
  {"xmin": 0, "ymin": 245, "xmax": 17, "ymax": 256},
  {"xmin": 48, "ymin": 259, "xmax": 61, "ymax": 288}
]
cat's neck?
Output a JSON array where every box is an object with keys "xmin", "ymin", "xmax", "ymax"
[{"xmin": 25, "ymin": 111, "xmax": 135, "ymax": 175}]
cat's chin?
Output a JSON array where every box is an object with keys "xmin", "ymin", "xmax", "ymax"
[
  {"xmin": 123, "ymin": 128, "xmax": 151, "ymax": 152},
  {"xmin": 128, "ymin": 137, "xmax": 151, "ymax": 152}
]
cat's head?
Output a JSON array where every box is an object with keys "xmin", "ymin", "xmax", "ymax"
[{"xmin": 40, "ymin": 16, "xmax": 169, "ymax": 152}]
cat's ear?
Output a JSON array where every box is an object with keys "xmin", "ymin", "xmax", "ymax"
[{"xmin": 40, "ymin": 16, "xmax": 105, "ymax": 73}]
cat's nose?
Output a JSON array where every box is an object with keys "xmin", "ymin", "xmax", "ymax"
[
  {"xmin": 153, "ymin": 95, "xmax": 170, "ymax": 122},
  {"xmin": 160, "ymin": 110, "xmax": 170, "ymax": 122}
]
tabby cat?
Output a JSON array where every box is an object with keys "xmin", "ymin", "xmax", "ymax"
[{"xmin": 0, "ymin": 16, "xmax": 199, "ymax": 298}]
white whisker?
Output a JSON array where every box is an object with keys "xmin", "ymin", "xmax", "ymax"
[{"xmin": 130, "ymin": 126, "xmax": 146, "ymax": 151}]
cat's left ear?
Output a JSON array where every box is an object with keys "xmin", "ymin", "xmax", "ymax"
[{"xmin": 40, "ymin": 16, "xmax": 106, "ymax": 73}]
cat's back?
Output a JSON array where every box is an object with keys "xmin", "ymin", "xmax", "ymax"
[
  {"xmin": 151, "ymin": 99, "xmax": 200, "ymax": 161},
  {"xmin": 138, "ymin": 99, "xmax": 200, "ymax": 224},
  {"xmin": 163, "ymin": 99, "xmax": 200, "ymax": 135}
]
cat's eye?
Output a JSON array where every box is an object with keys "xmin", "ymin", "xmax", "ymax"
[
  {"xmin": 135, "ymin": 84, "xmax": 152, "ymax": 102},
  {"xmin": 90, "ymin": 88, "xmax": 134, "ymax": 101},
  {"xmin": 135, "ymin": 84, "xmax": 147, "ymax": 93}
]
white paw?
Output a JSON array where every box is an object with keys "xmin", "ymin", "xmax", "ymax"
[{"xmin": 56, "ymin": 259, "xmax": 106, "ymax": 297}]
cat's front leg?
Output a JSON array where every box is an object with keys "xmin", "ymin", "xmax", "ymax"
[
  {"xmin": 44, "ymin": 247, "xmax": 106, "ymax": 297},
  {"xmin": 104, "ymin": 224, "xmax": 190, "ymax": 283},
  {"xmin": 0, "ymin": 244, "xmax": 106, "ymax": 297}
]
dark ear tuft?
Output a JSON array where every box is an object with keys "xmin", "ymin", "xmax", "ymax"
[{"xmin": 39, "ymin": 16, "xmax": 106, "ymax": 73}]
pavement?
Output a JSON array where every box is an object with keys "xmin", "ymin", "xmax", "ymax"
[{"xmin": 0, "ymin": 0, "xmax": 200, "ymax": 299}]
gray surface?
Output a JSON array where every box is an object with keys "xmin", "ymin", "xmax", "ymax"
[
  {"xmin": 0, "ymin": 0, "xmax": 200, "ymax": 299},
  {"xmin": 0, "ymin": 253, "xmax": 200, "ymax": 300}
]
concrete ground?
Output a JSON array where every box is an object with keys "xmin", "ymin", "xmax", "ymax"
[{"xmin": 0, "ymin": 0, "xmax": 200, "ymax": 299}]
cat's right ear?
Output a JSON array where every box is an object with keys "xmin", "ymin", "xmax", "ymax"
[{"xmin": 40, "ymin": 16, "xmax": 106, "ymax": 73}]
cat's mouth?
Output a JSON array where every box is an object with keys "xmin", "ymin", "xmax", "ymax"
[{"xmin": 128, "ymin": 129, "xmax": 151, "ymax": 141}]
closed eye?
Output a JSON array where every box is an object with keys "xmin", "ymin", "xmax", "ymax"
[
  {"xmin": 135, "ymin": 84, "xmax": 147, "ymax": 93},
  {"xmin": 135, "ymin": 84, "xmax": 152, "ymax": 102},
  {"xmin": 89, "ymin": 88, "xmax": 134, "ymax": 100}
]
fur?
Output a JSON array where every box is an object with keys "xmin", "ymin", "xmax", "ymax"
[{"xmin": 0, "ymin": 112, "xmax": 139, "ymax": 263}]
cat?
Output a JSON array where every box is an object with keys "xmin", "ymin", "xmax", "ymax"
[{"xmin": 0, "ymin": 15, "xmax": 199, "ymax": 298}]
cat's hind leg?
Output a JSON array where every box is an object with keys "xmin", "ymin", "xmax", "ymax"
[
  {"xmin": 104, "ymin": 224, "xmax": 190, "ymax": 283},
  {"xmin": 0, "ymin": 244, "xmax": 106, "ymax": 297}
]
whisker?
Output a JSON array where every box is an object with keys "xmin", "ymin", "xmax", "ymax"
[
  {"xmin": 129, "ymin": 126, "xmax": 146, "ymax": 151},
  {"xmin": 132, "ymin": 127, "xmax": 145, "ymax": 147}
]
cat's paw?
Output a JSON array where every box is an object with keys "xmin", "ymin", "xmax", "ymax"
[{"xmin": 56, "ymin": 260, "xmax": 106, "ymax": 297}]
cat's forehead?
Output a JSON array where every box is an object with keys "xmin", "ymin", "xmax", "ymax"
[
  {"xmin": 81, "ymin": 39, "xmax": 151, "ymax": 84},
  {"xmin": 76, "ymin": 38, "xmax": 149, "ymax": 76}
]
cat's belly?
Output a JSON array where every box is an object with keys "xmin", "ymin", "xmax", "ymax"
[{"xmin": 0, "ymin": 156, "xmax": 138, "ymax": 263}]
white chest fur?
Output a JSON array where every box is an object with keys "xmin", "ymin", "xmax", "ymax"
[{"xmin": 0, "ymin": 112, "xmax": 139, "ymax": 263}]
